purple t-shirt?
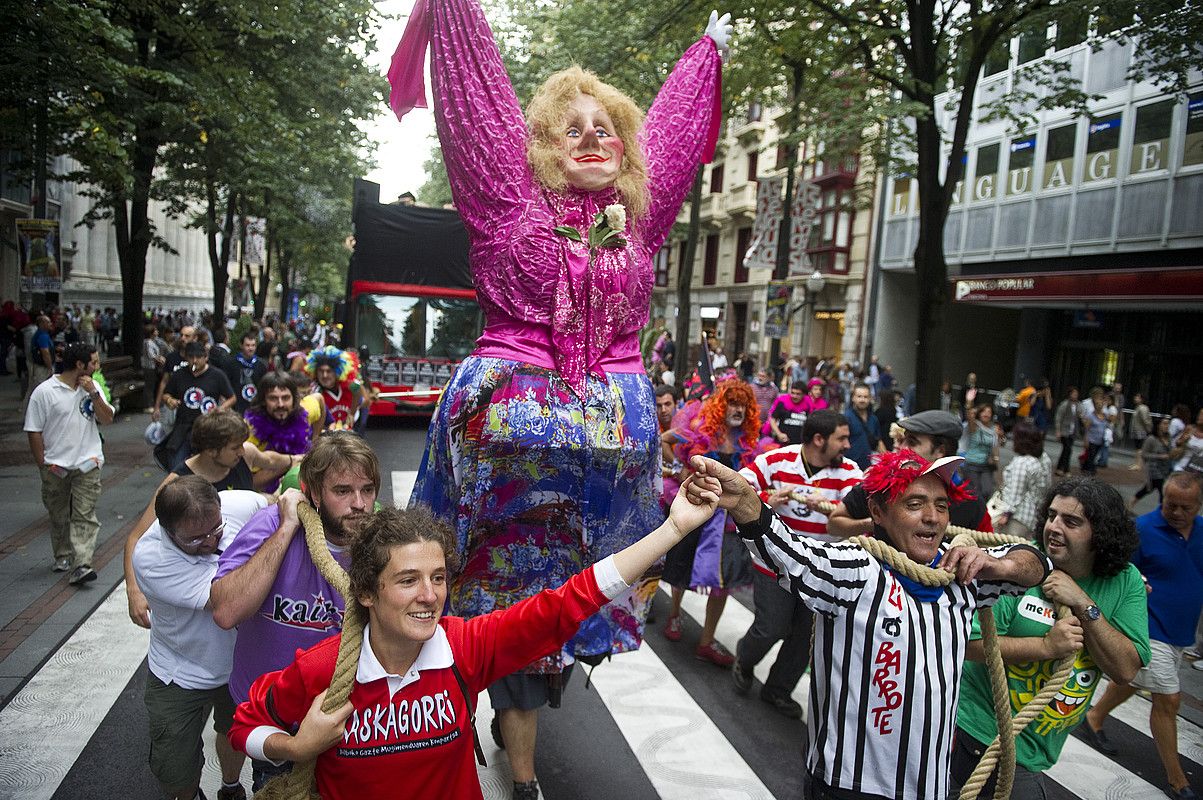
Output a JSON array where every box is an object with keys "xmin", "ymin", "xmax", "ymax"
[{"xmin": 214, "ymin": 504, "xmax": 349, "ymax": 702}]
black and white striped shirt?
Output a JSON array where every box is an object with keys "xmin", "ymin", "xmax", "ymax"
[{"xmin": 737, "ymin": 503, "xmax": 1048, "ymax": 800}]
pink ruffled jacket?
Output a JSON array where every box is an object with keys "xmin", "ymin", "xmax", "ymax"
[{"xmin": 389, "ymin": 0, "xmax": 722, "ymax": 396}]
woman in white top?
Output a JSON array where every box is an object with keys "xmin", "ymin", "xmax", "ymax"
[{"xmin": 996, "ymin": 421, "xmax": 1053, "ymax": 539}]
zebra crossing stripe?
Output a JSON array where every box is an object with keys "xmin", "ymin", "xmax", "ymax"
[
  {"xmin": 391, "ymin": 470, "xmax": 419, "ymax": 508},
  {"xmin": 587, "ymin": 639, "xmax": 777, "ymax": 799},
  {"xmin": 0, "ymin": 584, "xmax": 148, "ymax": 800}
]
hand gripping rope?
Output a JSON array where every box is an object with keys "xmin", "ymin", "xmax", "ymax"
[
  {"xmin": 253, "ymin": 504, "xmax": 365, "ymax": 800},
  {"xmin": 791, "ymin": 492, "xmax": 1077, "ymax": 800}
]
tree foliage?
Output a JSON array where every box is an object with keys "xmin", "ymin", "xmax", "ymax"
[{"xmin": 1, "ymin": 0, "xmax": 385, "ymax": 350}]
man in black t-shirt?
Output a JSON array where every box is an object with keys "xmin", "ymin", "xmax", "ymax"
[
  {"xmin": 159, "ymin": 342, "xmax": 235, "ymax": 470},
  {"xmin": 224, "ymin": 332, "xmax": 269, "ymax": 414},
  {"xmin": 824, "ymin": 410, "xmax": 994, "ymax": 538},
  {"xmin": 153, "ymin": 325, "xmax": 196, "ymax": 422},
  {"xmin": 770, "ymin": 384, "xmax": 808, "ymax": 445}
]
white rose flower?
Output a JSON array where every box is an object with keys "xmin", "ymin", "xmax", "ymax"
[{"xmin": 604, "ymin": 203, "xmax": 627, "ymax": 232}]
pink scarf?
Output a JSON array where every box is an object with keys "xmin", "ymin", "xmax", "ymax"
[{"xmin": 388, "ymin": 0, "xmax": 432, "ymax": 120}]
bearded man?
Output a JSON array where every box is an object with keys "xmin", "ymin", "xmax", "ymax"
[{"xmin": 243, "ymin": 372, "xmax": 326, "ymax": 490}]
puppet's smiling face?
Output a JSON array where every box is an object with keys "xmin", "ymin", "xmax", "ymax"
[{"xmin": 559, "ymin": 93, "xmax": 624, "ymax": 192}]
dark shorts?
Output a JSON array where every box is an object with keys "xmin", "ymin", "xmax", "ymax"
[
  {"xmin": 487, "ymin": 664, "xmax": 575, "ymax": 711},
  {"xmin": 144, "ymin": 672, "xmax": 235, "ymax": 790}
]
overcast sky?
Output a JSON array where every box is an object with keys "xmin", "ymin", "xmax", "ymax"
[{"xmin": 363, "ymin": 0, "xmax": 437, "ymax": 203}]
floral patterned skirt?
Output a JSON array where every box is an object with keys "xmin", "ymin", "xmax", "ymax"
[{"xmin": 410, "ymin": 356, "xmax": 663, "ymax": 673}]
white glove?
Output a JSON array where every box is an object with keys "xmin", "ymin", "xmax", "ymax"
[{"xmin": 705, "ymin": 10, "xmax": 733, "ymax": 52}]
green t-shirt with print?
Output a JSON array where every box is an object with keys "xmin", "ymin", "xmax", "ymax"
[{"xmin": 956, "ymin": 563, "xmax": 1151, "ymax": 772}]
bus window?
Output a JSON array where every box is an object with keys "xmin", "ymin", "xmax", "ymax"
[{"xmin": 356, "ymin": 294, "xmax": 481, "ymax": 360}]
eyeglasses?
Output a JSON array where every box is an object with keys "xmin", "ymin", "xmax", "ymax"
[{"xmin": 169, "ymin": 520, "xmax": 224, "ymax": 547}]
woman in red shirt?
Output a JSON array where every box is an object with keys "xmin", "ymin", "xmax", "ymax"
[{"xmin": 229, "ymin": 480, "xmax": 719, "ymax": 800}]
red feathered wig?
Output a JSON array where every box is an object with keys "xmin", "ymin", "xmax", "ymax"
[
  {"xmin": 861, "ymin": 449, "xmax": 973, "ymax": 505},
  {"xmin": 685, "ymin": 379, "xmax": 762, "ymax": 461}
]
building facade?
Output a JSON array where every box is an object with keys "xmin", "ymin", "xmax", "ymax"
[
  {"xmin": 869, "ymin": 21, "xmax": 1203, "ymax": 410},
  {"xmin": 651, "ymin": 108, "xmax": 879, "ymax": 373},
  {"xmin": 2, "ymin": 153, "xmax": 237, "ymax": 315}
]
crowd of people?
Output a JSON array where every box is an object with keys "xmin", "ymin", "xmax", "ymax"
[{"xmin": 12, "ymin": 0, "xmax": 1203, "ymax": 794}]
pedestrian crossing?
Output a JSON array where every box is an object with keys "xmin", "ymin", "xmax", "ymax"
[{"xmin": 0, "ymin": 471, "xmax": 1187, "ymax": 799}]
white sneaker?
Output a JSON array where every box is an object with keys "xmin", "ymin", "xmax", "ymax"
[
  {"xmin": 1193, "ymin": 659, "xmax": 1203, "ymax": 671},
  {"xmin": 1186, "ymin": 647, "xmax": 1203, "ymax": 660}
]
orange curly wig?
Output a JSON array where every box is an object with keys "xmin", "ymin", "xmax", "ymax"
[{"xmin": 685, "ymin": 380, "xmax": 762, "ymax": 461}]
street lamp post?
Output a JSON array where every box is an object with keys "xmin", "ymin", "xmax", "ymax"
[{"xmin": 798, "ymin": 268, "xmax": 826, "ymax": 362}]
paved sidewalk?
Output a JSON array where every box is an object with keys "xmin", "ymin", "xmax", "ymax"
[{"xmin": 0, "ymin": 375, "xmax": 164, "ymax": 705}]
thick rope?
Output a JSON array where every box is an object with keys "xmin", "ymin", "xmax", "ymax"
[{"xmin": 253, "ymin": 504, "xmax": 364, "ymax": 800}]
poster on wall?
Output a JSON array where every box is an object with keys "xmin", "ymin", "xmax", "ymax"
[
  {"xmin": 744, "ymin": 176, "xmax": 784, "ymax": 270},
  {"xmin": 764, "ymin": 281, "xmax": 794, "ymax": 339},
  {"xmin": 16, "ymin": 218, "xmax": 62, "ymax": 293}
]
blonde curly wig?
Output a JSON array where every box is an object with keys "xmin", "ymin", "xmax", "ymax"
[{"xmin": 526, "ymin": 66, "xmax": 650, "ymax": 219}]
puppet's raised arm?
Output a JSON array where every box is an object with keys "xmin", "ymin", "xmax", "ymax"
[
  {"xmin": 390, "ymin": 0, "xmax": 533, "ymax": 242},
  {"xmin": 637, "ymin": 20, "xmax": 727, "ymax": 251}
]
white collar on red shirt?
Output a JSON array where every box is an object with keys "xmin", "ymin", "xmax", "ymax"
[{"xmin": 357, "ymin": 622, "xmax": 454, "ymax": 698}]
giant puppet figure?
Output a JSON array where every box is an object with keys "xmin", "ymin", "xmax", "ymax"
[{"xmin": 388, "ymin": 0, "xmax": 731, "ymax": 771}]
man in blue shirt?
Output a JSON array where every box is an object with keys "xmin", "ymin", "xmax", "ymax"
[
  {"xmin": 844, "ymin": 383, "xmax": 884, "ymax": 469},
  {"xmin": 25, "ymin": 315, "xmax": 55, "ymax": 402},
  {"xmin": 1085, "ymin": 471, "xmax": 1203, "ymax": 800}
]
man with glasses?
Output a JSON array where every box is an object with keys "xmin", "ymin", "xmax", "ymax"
[{"xmin": 133, "ymin": 476, "xmax": 270, "ymax": 800}]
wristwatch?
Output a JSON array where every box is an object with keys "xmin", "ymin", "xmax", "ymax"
[{"xmin": 1080, "ymin": 604, "xmax": 1102, "ymax": 621}]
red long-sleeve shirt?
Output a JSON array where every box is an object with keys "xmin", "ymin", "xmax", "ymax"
[{"xmin": 229, "ymin": 559, "xmax": 621, "ymax": 800}]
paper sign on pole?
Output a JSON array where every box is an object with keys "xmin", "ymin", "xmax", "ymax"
[
  {"xmin": 788, "ymin": 180, "xmax": 821, "ymax": 275},
  {"xmin": 743, "ymin": 176, "xmax": 784, "ymax": 270},
  {"xmin": 764, "ymin": 281, "xmax": 794, "ymax": 339}
]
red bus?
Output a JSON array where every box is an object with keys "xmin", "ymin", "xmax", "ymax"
[{"xmin": 343, "ymin": 182, "xmax": 482, "ymax": 418}]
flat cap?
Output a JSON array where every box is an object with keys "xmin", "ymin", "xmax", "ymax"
[{"xmin": 898, "ymin": 410, "xmax": 962, "ymax": 440}]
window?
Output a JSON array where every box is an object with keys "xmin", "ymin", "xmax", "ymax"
[
  {"xmin": 776, "ymin": 143, "xmax": 790, "ymax": 170},
  {"xmin": 709, "ymin": 162, "xmax": 725, "ymax": 194},
  {"xmin": 1095, "ymin": 11, "xmax": 1133, "ymax": 37},
  {"xmin": 973, "ymin": 144, "xmax": 1000, "ymax": 200},
  {"xmin": 1007, "ymin": 134, "xmax": 1036, "ymax": 195},
  {"xmin": 678, "ymin": 238, "xmax": 690, "ymax": 285},
  {"xmin": 655, "ymin": 245, "xmax": 670, "ymax": 287},
  {"xmin": 748, "ymin": 103, "xmax": 763, "ymax": 123},
  {"xmin": 1043, "ymin": 124, "xmax": 1076, "ymax": 190},
  {"xmin": 734, "ymin": 228, "xmax": 751, "ymax": 283},
  {"xmin": 1084, "ymin": 112, "xmax": 1122, "ymax": 183},
  {"xmin": 746, "ymin": 150, "xmax": 759, "ymax": 183},
  {"xmin": 890, "ymin": 173, "xmax": 912, "ymax": 216},
  {"xmin": 1130, "ymin": 100, "xmax": 1174, "ymax": 174},
  {"xmin": 703, "ymin": 234, "xmax": 719, "ymax": 285},
  {"xmin": 984, "ymin": 39, "xmax": 1010, "ymax": 76},
  {"xmin": 1018, "ymin": 27, "xmax": 1048, "ymax": 64},
  {"xmin": 806, "ymin": 187, "xmax": 855, "ymax": 274},
  {"xmin": 1184, "ymin": 93, "xmax": 1203, "ymax": 168},
  {"xmin": 1054, "ymin": 9, "xmax": 1088, "ymax": 49}
]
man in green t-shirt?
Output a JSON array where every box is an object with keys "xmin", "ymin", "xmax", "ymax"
[{"xmin": 950, "ymin": 476, "xmax": 1151, "ymax": 798}]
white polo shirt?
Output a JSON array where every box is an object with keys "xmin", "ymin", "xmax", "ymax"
[
  {"xmin": 23, "ymin": 376, "xmax": 105, "ymax": 470},
  {"xmin": 134, "ymin": 490, "xmax": 269, "ymax": 690}
]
